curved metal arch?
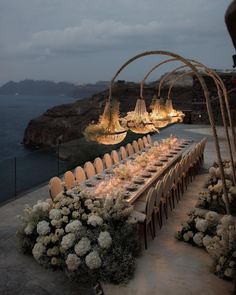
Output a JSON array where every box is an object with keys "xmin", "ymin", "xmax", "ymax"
[
  {"xmin": 167, "ymin": 69, "xmax": 236, "ymax": 187},
  {"xmin": 108, "ymin": 50, "xmax": 230, "ymax": 213}
]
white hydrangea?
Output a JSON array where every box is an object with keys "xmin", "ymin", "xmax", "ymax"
[
  {"xmin": 87, "ymin": 215, "xmax": 103, "ymax": 227},
  {"xmin": 224, "ymin": 268, "xmax": 233, "ymax": 278},
  {"xmin": 72, "ymin": 211, "xmax": 80, "ymax": 219},
  {"xmin": 33, "ymin": 200, "xmax": 51, "ymax": 213},
  {"xmin": 47, "ymin": 246, "xmax": 60, "ymax": 256},
  {"xmin": 183, "ymin": 233, "xmax": 190, "ymax": 242},
  {"xmin": 216, "ymin": 225, "xmax": 223, "ymax": 237},
  {"xmin": 37, "ymin": 221, "xmax": 50, "ymax": 236},
  {"xmin": 229, "ymin": 261, "xmax": 235, "ymax": 268},
  {"xmin": 61, "ymin": 207, "xmax": 70, "ymax": 216},
  {"xmin": 66, "ymin": 254, "xmax": 81, "ymax": 271},
  {"xmin": 65, "ymin": 220, "xmax": 82, "ymax": 233},
  {"xmin": 187, "ymin": 231, "xmax": 194, "ymax": 238},
  {"xmin": 55, "ymin": 228, "xmax": 64, "ymax": 237},
  {"xmin": 84, "ymin": 199, "xmax": 93, "ymax": 206},
  {"xmin": 32, "ymin": 242, "xmax": 46, "ymax": 261},
  {"xmin": 62, "ymin": 216, "xmax": 69, "ymax": 223},
  {"xmin": 205, "ymin": 211, "xmax": 218, "ymax": 224},
  {"xmin": 195, "ymin": 219, "xmax": 208, "ymax": 232},
  {"xmin": 202, "ymin": 235, "xmax": 212, "ymax": 247},
  {"xmin": 61, "ymin": 233, "xmax": 76, "ymax": 251},
  {"xmin": 49, "ymin": 209, "xmax": 61, "ymax": 220},
  {"xmin": 85, "ymin": 251, "xmax": 102, "ymax": 269},
  {"xmin": 24, "ymin": 223, "xmax": 35, "ymax": 235},
  {"xmin": 221, "ymin": 215, "xmax": 234, "ymax": 228},
  {"xmin": 74, "ymin": 237, "xmax": 91, "ymax": 256},
  {"xmin": 193, "ymin": 232, "xmax": 204, "ymax": 247},
  {"xmin": 98, "ymin": 231, "xmax": 112, "ymax": 249}
]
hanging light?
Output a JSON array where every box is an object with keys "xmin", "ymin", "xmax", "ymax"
[
  {"xmin": 122, "ymin": 98, "xmax": 158, "ymax": 134},
  {"xmin": 166, "ymin": 98, "xmax": 185, "ymax": 123},
  {"xmin": 149, "ymin": 96, "xmax": 170, "ymax": 128},
  {"xmin": 84, "ymin": 100, "xmax": 127, "ymax": 145}
]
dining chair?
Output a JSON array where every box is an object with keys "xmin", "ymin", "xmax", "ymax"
[
  {"xmin": 74, "ymin": 166, "xmax": 87, "ymax": 184},
  {"xmin": 132, "ymin": 140, "xmax": 140, "ymax": 153},
  {"xmin": 49, "ymin": 176, "xmax": 63, "ymax": 200},
  {"xmin": 119, "ymin": 146, "xmax": 127, "ymax": 161},
  {"xmin": 84, "ymin": 161, "xmax": 96, "ymax": 179},
  {"xmin": 64, "ymin": 171, "xmax": 76, "ymax": 189},
  {"xmin": 133, "ymin": 187, "xmax": 156, "ymax": 249},
  {"xmin": 94, "ymin": 157, "xmax": 104, "ymax": 174},
  {"xmin": 142, "ymin": 136, "xmax": 149, "ymax": 147},
  {"xmin": 111, "ymin": 150, "xmax": 120, "ymax": 164},
  {"xmin": 154, "ymin": 180, "xmax": 163, "ymax": 230},
  {"xmin": 103, "ymin": 153, "xmax": 113, "ymax": 169},
  {"xmin": 126, "ymin": 143, "xmax": 134, "ymax": 156},
  {"xmin": 147, "ymin": 134, "xmax": 153, "ymax": 146},
  {"xmin": 138, "ymin": 138, "xmax": 144, "ymax": 150}
]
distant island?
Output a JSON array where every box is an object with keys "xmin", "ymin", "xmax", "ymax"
[{"xmin": 0, "ymin": 79, "xmax": 109, "ymax": 98}]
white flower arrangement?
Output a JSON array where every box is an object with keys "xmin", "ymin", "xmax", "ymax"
[
  {"xmin": 66, "ymin": 254, "xmax": 81, "ymax": 271},
  {"xmin": 87, "ymin": 215, "xmax": 103, "ymax": 227},
  {"xmin": 33, "ymin": 200, "xmax": 51, "ymax": 213},
  {"xmin": 32, "ymin": 242, "xmax": 46, "ymax": 261},
  {"xmin": 195, "ymin": 219, "xmax": 208, "ymax": 232},
  {"xmin": 65, "ymin": 220, "xmax": 82, "ymax": 233},
  {"xmin": 202, "ymin": 235, "xmax": 212, "ymax": 247},
  {"xmin": 98, "ymin": 231, "xmax": 112, "ymax": 249},
  {"xmin": 205, "ymin": 211, "xmax": 218, "ymax": 225},
  {"xmin": 37, "ymin": 221, "xmax": 50, "ymax": 236},
  {"xmin": 24, "ymin": 223, "xmax": 35, "ymax": 235},
  {"xmin": 85, "ymin": 251, "xmax": 102, "ymax": 269},
  {"xmin": 74, "ymin": 237, "xmax": 91, "ymax": 256},
  {"xmin": 193, "ymin": 232, "xmax": 204, "ymax": 247},
  {"xmin": 49, "ymin": 209, "xmax": 62, "ymax": 220},
  {"xmin": 60, "ymin": 233, "xmax": 76, "ymax": 251}
]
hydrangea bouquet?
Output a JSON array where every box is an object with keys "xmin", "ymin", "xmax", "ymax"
[{"xmin": 16, "ymin": 188, "xmax": 142, "ymax": 286}]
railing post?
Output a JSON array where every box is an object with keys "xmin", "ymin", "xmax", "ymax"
[
  {"xmin": 57, "ymin": 143, "xmax": 60, "ymax": 176},
  {"xmin": 14, "ymin": 157, "xmax": 17, "ymax": 198}
]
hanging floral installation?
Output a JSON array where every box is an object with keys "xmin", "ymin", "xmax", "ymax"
[
  {"xmin": 149, "ymin": 96, "xmax": 170, "ymax": 128},
  {"xmin": 121, "ymin": 98, "xmax": 158, "ymax": 134},
  {"xmin": 84, "ymin": 100, "xmax": 127, "ymax": 145}
]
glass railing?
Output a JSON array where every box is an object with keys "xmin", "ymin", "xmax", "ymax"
[{"xmin": 0, "ymin": 132, "xmax": 142, "ymax": 205}]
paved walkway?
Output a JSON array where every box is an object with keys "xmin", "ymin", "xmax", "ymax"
[{"xmin": 0, "ymin": 125, "xmax": 235, "ymax": 294}]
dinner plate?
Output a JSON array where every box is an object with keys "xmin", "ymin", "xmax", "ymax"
[
  {"xmin": 141, "ymin": 172, "xmax": 152, "ymax": 178},
  {"xmin": 95, "ymin": 174, "xmax": 104, "ymax": 180},
  {"xmin": 147, "ymin": 167, "xmax": 157, "ymax": 173},
  {"xmin": 126, "ymin": 184, "xmax": 139, "ymax": 191},
  {"xmin": 85, "ymin": 180, "xmax": 95, "ymax": 187},
  {"xmin": 160, "ymin": 157, "xmax": 168, "ymax": 162},
  {"xmin": 154, "ymin": 161, "xmax": 164, "ymax": 166},
  {"xmin": 133, "ymin": 177, "xmax": 145, "ymax": 184}
]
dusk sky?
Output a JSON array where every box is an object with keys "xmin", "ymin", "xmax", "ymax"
[{"xmin": 0, "ymin": 0, "xmax": 235, "ymax": 85}]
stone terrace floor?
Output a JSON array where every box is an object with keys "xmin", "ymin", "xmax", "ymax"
[{"xmin": 0, "ymin": 124, "xmax": 235, "ymax": 295}]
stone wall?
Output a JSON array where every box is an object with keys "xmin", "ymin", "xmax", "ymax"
[{"xmin": 191, "ymin": 72, "xmax": 236, "ymax": 125}]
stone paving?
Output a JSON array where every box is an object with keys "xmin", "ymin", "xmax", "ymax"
[{"xmin": 0, "ymin": 124, "xmax": 235, "ymax": 295}]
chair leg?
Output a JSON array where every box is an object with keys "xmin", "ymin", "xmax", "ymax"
[
  {"xmin": 143, "ymin": 221, "xmax": 147, "ymax": 250},
  {"xmin": 152, "ymin": 214, "xmax": 156, "ymax": 238},
  {"xmin": 164, "ymin": 203, "xmax": 168, "ymax": 219},
  {"xmin": 149, "ymin": 222, "xmax": 154, "ymax": 240}
]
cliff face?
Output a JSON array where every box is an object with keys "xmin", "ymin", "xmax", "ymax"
[{"xmin": 23, "ymin": 83, "xmax": 192, "ymax": 148}]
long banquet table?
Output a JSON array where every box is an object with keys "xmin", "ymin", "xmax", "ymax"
[
  {"xmin": 79, "ymin": 138, "xmax": 194, "ymax": 204},
  {"xmin": 79, "ymin": 137, "xmax": 195, "ymax": 204}
]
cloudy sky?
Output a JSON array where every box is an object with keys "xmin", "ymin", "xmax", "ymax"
[{"xmin": 0, "ymin": 0, "xmax": 234, "ymax": 85}]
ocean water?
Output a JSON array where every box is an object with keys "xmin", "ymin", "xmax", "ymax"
[
  {"xmin": 0, "ymin": 95, "xmax": 76, "ymax": 161},
  {"xmin": 0, "ymin": 95, "xmax": 77, "ymax": 203}
]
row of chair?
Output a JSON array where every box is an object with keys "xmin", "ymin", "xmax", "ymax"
[
  {"xmin": 132, "ymin": 137, "xmax": 207, "ymax": 249},
  {"xmin": 49, "ymin": 135, "xmax": 153, "ymax": 199}
]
